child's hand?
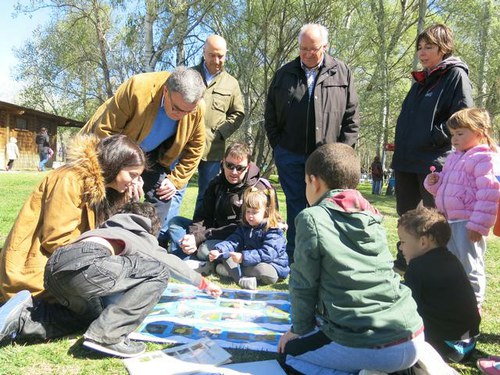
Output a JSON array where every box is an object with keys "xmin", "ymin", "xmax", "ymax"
[
  {"xmin": 278, "ymin": 222, "xmax": 288, "ymax": 231},
  {"xmin": 277, "ymin": 329, "xmax": 299, "ymax": 353},
  {"xmin": 208, "ymin": 250, "xmax": 221, "ymax": 262},
  {"xmin": 427, "ymin": 172, "xmax": 440, "ymax": 185},
  {"xmin": 179, "ymin": 234, "xmax": 197, "ymax": 255},
  {"xmin": 229, "ymin": 252, "xmax": 243, "ymax": 263},
  {"xmin": 467, "ymin": 229, "xmax": 482, "ymax": 243},
  {"xmin": 204, "ymin": 282, "xmax": 222, "ymax": 298}
]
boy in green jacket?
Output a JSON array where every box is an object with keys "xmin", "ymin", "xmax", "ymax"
[{"xmin": 278, "ymin": 143, "xmax": 426, "ymax": 374}]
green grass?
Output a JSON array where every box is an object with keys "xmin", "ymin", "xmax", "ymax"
[{"xmin": 0, "ymin": 172, "xmax": 498, "ymax": 374}]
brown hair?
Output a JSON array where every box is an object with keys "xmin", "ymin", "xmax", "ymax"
[
  {"xmin": 224, "ymin": 142, "xmax": 252, "ymax": 162},
  {"xmin": 447, "ymin": 108, "xmax": 497, "ymax": 151},
  {"xmin": 114, "ymin": 201, "xmax": 161, "ymax": 236},
  {"xmin": 242, "ymin": 186, "xmax": 282, "ymax": 230},
  {"xmin": 398, "ymin": 207, "xmax": 451, "ymax": 247},
  {"xmin": 305, "ymin": 143, "xmax": 360, "ymax": 189},
  {"xmin": 417, "ymin": 24, "xmax": 454, "ymax": 59}
]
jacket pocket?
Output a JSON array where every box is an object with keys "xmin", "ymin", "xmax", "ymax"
[
  {"xmin": 212, "ymin": 89, "xmax": 232, "ymax": 113},
  {"xmin": 430, "ymin": 122, "xmax": 450, "ymax": 149}
]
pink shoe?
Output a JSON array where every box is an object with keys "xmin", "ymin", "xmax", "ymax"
[{"xmin": 477, "ymin": 357, "xmax": 500, "ymax": 375}]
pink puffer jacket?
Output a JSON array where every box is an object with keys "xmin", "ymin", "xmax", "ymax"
[{"xmin": 424, "ymin": 144, "xmax": 500, "ymax": 236}]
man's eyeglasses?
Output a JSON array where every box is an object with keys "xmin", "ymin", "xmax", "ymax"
[
  {"xmin": 224, "ymin": 161, "xmax": 248, "ymax": 172},
  {"xmin": 166, "ymin": 89, "xmax": 196, "ymax": 115},
  {"xmin": 299, "ymin": 45, "xmax": 324, "ymax": 54}
]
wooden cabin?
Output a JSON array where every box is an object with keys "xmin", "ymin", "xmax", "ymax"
[{"xmin": 0, "ymin": 101, "xmax": 84, "ymax": 170}]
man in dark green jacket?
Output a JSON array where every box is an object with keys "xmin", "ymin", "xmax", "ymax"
[{"xmin": 191, "ymin": 35, "xmax": 245, "ymax": 211}]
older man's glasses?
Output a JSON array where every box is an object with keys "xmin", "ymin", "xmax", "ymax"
[
  {"xmin": 299, "ymin": 45, "xmax": 324, "ymax": 54},
  {"xmin": 166, "ymin": 89, "xmax": 196, "ymax": 115},
  {"xmin": 224, "ymin": 161, "xmax": 248, "ymax": 172}
]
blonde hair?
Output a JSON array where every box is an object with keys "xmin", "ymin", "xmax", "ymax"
[
  {"xmin": 242, "ymin": 186, "xmax": 282, "ymax": 230},
  {"xmin": 447, "ymin": 108, "xmax": 497, "ymax": 151}
]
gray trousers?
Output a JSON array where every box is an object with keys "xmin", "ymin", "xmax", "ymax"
[
  {"xmin": 447, "ymin": 220, "xmax": 486, "ymax": 305},
  {"xmin": 42, "ymin": 241, "xmax": 170, "ymax": 344}
]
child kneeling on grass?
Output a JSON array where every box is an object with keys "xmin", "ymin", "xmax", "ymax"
[
  {"xmin": 398, "ymin": 206, "xmax": 481, "ymax": 363},
  {"xmin": 0, "ymin": 202, "xmax": 221, "ymax": 358},
  {"xmin": 278, "ymin": 143, "xmax": 434, "ymax": 375},
  {"xmin": 208, "ymin": 187, "xmax": 289, "ymax": 290}
]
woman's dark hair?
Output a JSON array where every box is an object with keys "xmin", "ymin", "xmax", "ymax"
[{"xmin": 97, "ymin": 135, "xmax": 147, "ymax": 185}]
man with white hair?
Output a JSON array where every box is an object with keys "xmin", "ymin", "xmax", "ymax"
[{"xmin": 264, "ymin": 23, "xmax": 360, "ymax": 262}]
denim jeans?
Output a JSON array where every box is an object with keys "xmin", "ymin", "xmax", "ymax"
[
  {"xmin": 44, "ymin": 241, "xmax": 170, "ymax": 344},
  {"xmin": 39, "ymin": 152, "xmax": 49, "ymax": 171},
  {"xmin": 159, "ymin": 185, "xmax": 187, "ymax": 246},
  {"xmin": 372, "ymin": 179, "xmax": 383, "ymax": 195},
  {"xmin": 195, "ymin": 161, "xmax": 221, "ymax": 212},
  {"xmin": 167, "ymin": 216, "xmax": 193, "ymax": 258},
  {"xmin": 282, "ymin": 329, "xmax": 425, "ymax": 374},
  {"xmin": 273, "ymin": 145, "xmax": 308, "ymax": 261}
]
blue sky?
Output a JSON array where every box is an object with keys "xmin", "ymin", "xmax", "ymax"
[{"xmin": 0, "ymin": 0, "xmax": 49, "ymax": 102}]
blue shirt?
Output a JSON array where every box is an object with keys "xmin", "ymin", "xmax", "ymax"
[
  {"xmin": 140, "ymin": 97, "xmax": 178, "ymax": 152},
  {"xmin": 203, "ymin": 62, "xmax": 221, "ymax": 86}
]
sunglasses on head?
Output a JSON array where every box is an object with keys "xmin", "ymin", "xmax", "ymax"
[{"xmin": 224, "ymin": 161, "xmax": 248, "ymax": 172}]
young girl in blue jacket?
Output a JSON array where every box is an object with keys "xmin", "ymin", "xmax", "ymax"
[{"xmin": 208, "ymin": 186, "xmax": 289, "ymax": 290}]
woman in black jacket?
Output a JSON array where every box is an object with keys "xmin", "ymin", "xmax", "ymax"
[{"xmin": 392, "ymin": 24, "xmax": 473, "ymax": 271}]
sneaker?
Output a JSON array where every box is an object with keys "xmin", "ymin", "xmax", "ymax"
[
  {"xmin": 238, "ymin": 277, "xmax": 257, "ymax": 290},
  {"xmin": 83, "ymin": 337, "xmax": 146, "ymax": 358},
  {"xmin": 0, "ymin": 290, "xmax": 32, "ymax": 345},
  {"xmin": 477, "ymin": 357, "xmax": 500, "ymax": 375},
  {"xmin": 184, "ymin": 258, "xmax": 214, "ymax": 276},
  {"xmin": 443, "ymin": 337, "xmax": 476, "ymax": 362}
]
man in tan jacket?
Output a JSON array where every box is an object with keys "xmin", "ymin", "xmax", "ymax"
[{"xmin": 81, "ymin": 66, "xmax": 206, "ymax": 237}]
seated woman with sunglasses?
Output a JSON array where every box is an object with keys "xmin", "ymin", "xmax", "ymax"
[{"xmin": 167, "ymin": 143, "xmax": 276, "ymax": 274}]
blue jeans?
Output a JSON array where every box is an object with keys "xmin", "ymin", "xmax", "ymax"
[
  {"xmin": 282, "ymin": 329, "xmax": 425, "ymax": 374},
  {"xmin": 195, "ymin": 160, "xmax": 221, "ymax": 212},
  {"xmin": 44, "ymin": 241, "xmax": 170, "ymax": 344},
  {"xmin": 273, "ymin": 145, "xmax": 308, "ymax": 261},
  {"xmin": 167, "ymin": 216, "xmax": 193, "ymax": 259},
  {"xmin": 39, "ymin": 152, "xmax": 49, "ymax": 171},
  {"xmin": 159, "ymin": 185, "xmax": 187, "ymax": 246},
  {"xmin": 372, "ymin": 179, "xmax": 383, "ymax": 195}
]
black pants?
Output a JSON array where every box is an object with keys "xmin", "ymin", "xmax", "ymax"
[
  {"xmin": 394, "ymin": 171, "xmax": 436, "ymax": 269},
  {"xmin": 394, "ymin": 171, "xmax": 435, "ymax": 216}
]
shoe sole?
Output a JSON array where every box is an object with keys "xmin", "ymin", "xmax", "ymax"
[
  {"xmin": 83, "ymin": 340, "xmax": 146, "ymax": 358},
  {"xmin": 0, "ymin": 290, "xmax": 31, "ymax": 339}
]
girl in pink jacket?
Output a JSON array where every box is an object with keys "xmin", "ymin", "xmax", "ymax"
[{"xmin": 424, "ymin": 108, "xmax": 500, "ymax": 306}]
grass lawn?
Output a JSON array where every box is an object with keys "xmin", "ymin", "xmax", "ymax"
[{"xmin": 0, "ymin": 171, "xmax": 498, "ymax": 374}]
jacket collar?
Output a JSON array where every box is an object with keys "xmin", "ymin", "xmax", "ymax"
[{"xmin": 64, "ymin": 134, "xmax": 107, "ymax": 207}]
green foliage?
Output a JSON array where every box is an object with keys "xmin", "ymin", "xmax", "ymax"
[
  {"xmin": 0, "ymin": 173, "xmax": 497, "ymax": 374},
  {"xmin": 13, "ymin": 1, "xmax": 499, "ymax": 171}
]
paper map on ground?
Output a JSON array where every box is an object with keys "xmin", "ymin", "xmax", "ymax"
[{"xmin": 130, "ymin": 283, "xmax": 291, "ymax": 352}]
